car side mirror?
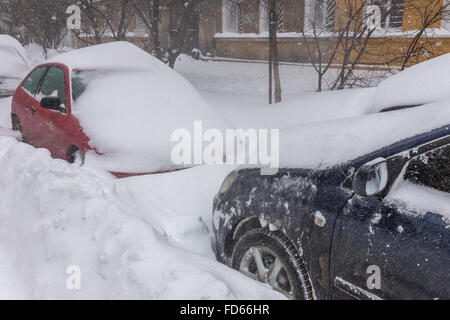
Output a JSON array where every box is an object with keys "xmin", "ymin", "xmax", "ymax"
[
  {"xmin": 40, "ymin": 97, "xmax": 64, "ymax": 112},
  {"xmin": 353, "ymin": 158, "xmax": 389, "ymax": 197}
]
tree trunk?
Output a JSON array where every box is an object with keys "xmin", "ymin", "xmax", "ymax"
[
  {"xmin": 151, "ymin": 0, "xmax": 161, "ymax": 59},
  {"xmin": 168, "ymin": 0, "xmax": 194, "ymax": 68},
  {"xmin": 269, "ymin": 0, "xmax": 282, "ymax": 103}
]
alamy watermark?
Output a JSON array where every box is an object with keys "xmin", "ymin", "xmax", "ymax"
[
  {"xmin": 171, "ymin": 121, "xmax": 280, "ymax": 175},
  {"xmin": 66, "ymin": 265, "xmax": 81, "ymax": 290},
  {"xmin": 367, "ymin": 265, "xmax": 381, "ymax": 290},
  {"xmin": 365, "ymin": 5, "xmax": 382, "ymax": 31},
  {"xmin": 65, "ymin": 4, "xmax": 383, "ymax": 32},
  {"xmin": 66, "ymin": 5, "xmax": 81, "ymax": 30}
]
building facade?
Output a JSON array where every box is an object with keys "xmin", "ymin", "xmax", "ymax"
[
  {"xmin": 74, "ymin": 0, "xmax": 450, "ymax": 67},
  {"xmin": 196, "ymin": 0, "xmax": 450, "ymax": 67}
]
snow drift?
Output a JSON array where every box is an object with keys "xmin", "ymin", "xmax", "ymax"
[
  {"xmin": 49, "ymin": 42, "xmax": 233, "ymax": 173},
  {"xmin": 0, "ymin": 137, "xmax": 282, "ymax": 299},
  {"xmin": 277, "ymin": 101, "xmax": 450, "ymax": 169},
  {"xmin": 374, "ymin": 53, "xmax": 450, "ymax": 110}
]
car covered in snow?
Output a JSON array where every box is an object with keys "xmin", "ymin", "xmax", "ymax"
[
  {"xmin": 213, "ymin": 102, "xmax": 450, "ymax": 300},
  {"xmin": 374, "ymin": 53, "xmax": 450, "ymax": 112},
  {"xmin": 11, "ymin": 42, "xmax": 230, "ymax": 177},
  {"xmin": 0, "ymin": 35, "xmax": 29, "ymax": 97}
]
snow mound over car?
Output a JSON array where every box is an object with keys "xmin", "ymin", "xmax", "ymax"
[
  {"xmin": 50, "ymin": 42, "xmax": 233, "ymax": 173},
  {"xmin": 278, "ymin": 101, "xmax": 450, "ymax": 169},
  {"xmin": 0, "ymin": 35, "xmax": 29, "ymax": 78},
  {"xmin": 374, "ymin": 54, "xmax": 450, "ymax": 110},
  {"xmin": 0, "ymin": 136, "xmax": 282, "ymax": 299}
]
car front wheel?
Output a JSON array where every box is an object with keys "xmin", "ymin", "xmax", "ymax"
[
  {"xmin": 231, "ymin": 228, "xmax": 312, "ymax": 300},
  {"xmin": 68, "ymin": 146, "xmax": 85, "ymax": 166}
]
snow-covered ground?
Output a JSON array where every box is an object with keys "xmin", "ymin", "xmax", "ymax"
[
  {"xmin": 0, "ymin": 135, "xmax": 284, "ymax": 299},
  {"xmin": 0, "ymin": 56, "xmax": 288, "ymax": 299},
  {"xmin": 175, "ymin": 55, "xmax": 387, "ymax": 129},
  {"xmin": 0, "ymin": 47, "xmax": 446, "ymax": 300}
]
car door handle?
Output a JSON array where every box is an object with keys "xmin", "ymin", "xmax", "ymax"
[{"xmin": 31, "ymin": 107, "xmax": 36, "ymax": 115}]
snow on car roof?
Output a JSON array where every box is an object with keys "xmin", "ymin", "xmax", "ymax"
[
  {"xmin": 46, "ymin": 41, "xmax": 164, "ymax": 71},
  {"xmin": 278, "ymin": 100, "xmax": 450, "ymax": 169},
  {"xmin": 0, "ymin": 35, "xmax": 28, "ymax": 63},
  {"xmin": 374, "ymin": 53, "xmax": 450, "ymax": 110}
]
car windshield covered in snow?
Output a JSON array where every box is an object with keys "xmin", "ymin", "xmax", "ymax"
[{"xmin": 71, "ymin": 70, "xmax": 109, "ymax": 101}]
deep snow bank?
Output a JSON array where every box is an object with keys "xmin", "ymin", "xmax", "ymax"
[
  {"xmin": 175, "ymin": 55, "xmax": 381, "ymax": 130},
  {"xmin": 0, "ymin": 137, "xmax": 281, "ymax": 299},
  {"xmin": 48, "ymin": 42, "xmax": 232, "ymax": 173},
  {"xmin": 277, "ymin": 102, "xmax": 450, "ymax": 169},
  {"xmin": 374, "ymin": 53, "xmax": 450, "ymax": 109}
]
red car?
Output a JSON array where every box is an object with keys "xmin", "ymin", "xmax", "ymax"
[
  {"xmin": 11, "ymin": 42, "xmax": 230, "ymax": 178},
  {"xmin": 11, "ymin": 62, "xmax": 91, "ymax": 165}
]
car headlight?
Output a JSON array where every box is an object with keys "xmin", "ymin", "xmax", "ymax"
[{"xmin": 219, "ymin": 170, "xmax": 238, "ymax": 194}]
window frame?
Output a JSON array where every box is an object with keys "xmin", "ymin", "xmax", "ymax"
[
  {"xmin": 403, "ymin": 143, "xmax": 450, "ymax": 194},
  {"xmin": 34, "ymin": 63, "xmax": 71, "ymax": 115},
  {"xmin": 342, "ymin": 135, "xmax": 450, "ymax": 194},
  {"xmin": 222, "ymin": 0, "xmax": 244, "ymax": 34},
  {"xmin": 366, "ymin": 0, "xmax": 405, "ymax": 32},
  {"xmin": 22, "ymin": 66, "xmax": 48, "ymax": 96},
  {"xmin": 304, "ymin": 0, "xmax": 336, "ymax": 33}
]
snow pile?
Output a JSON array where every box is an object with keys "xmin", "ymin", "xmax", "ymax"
[
  {"xmin": 175, "ymin": 55, "xmax": 384, "ymax": 130},
  {"xmin": 374, "ymin": 53, "xmax": 450, "ymax": 109},
  {"xmin": 0, "ymin": 137, "xmax": 282, "ymax": 299},
  {"xmin": 0, "ymin": 35, "xmax": 29, "ymax": 78},
  {"xmin": 76, "ymin": 69, "xmax": 232, "ymax": 173},
  {"xmin": 48, "ymin": 42, "xmax": 233, "ymax": 173},
  {"xmin": 234, "ymin": 88, "xmax": 376, "ymax": 129},
  {"xmin": 278, "ymin": 101, "xmax": 450, "ymax": 169}
]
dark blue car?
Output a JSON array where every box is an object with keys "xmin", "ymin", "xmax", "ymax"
[{"xmin": 212, "ymin": 114, "xmax": 450, "ymax": 300}]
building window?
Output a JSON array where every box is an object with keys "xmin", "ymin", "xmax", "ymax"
[
  {"xmin": 369, "ymin": 0, "xmax": 405, "ymax": 30},
  {"xmin": 309, "ymin": 0, "xmax": 336, "ymax": 32},
  {"xmin": 135, "ymin": 15, "xmax": 148, "ymax": 37},
  {"xmin": 260, "ymin": 0, "xmax": 284, "ymax": 33},
  {"xmin": 222, "ymin": 0, "xmax": 243, "ymax": 33},
  {"xmin": 442, "ymin": 0, "xmax": 450, "ymax": 31}
]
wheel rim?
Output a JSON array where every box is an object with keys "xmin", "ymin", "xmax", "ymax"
[{"xmin": 239, "ymin": 246, "xmax": 294, "ymax": 299}]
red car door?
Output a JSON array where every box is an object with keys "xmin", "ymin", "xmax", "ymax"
[
  {"xmin": 12, "ymin": 65, "xmax": 48, "ymax": 144},
  {"xmin": 32, "ymin": 65, "xmax": 72, "ymax": 159}
]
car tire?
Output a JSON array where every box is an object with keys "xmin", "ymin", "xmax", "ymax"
[
  {"xmin": 68, "ymin": 146, "xmax": 85, "ymax": 166},
  {"xmin": 231, "ymin": 228, "xmax": 312, "ymax": 300},
  {"xmin": 11, "ymin": 115, "xmax": 25, "ymax": 142}
]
